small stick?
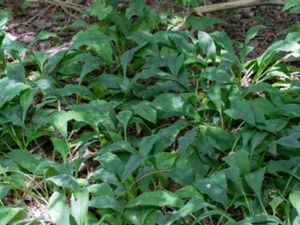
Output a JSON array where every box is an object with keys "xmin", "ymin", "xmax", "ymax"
[{"xmin": 192, "ymin": 0, "xmax": 286, "ymax": 15}]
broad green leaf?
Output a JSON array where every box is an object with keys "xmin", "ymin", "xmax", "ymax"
[
  {"xmin": 71, "ymin": 53, "xmax": 103, "ymax": 83},
  {"xmin": 95, "ymin": 152, "xmax": 123, "ymax": 175},
  {"xmin": 47, "ymin": 174, "xmax": 80, "ymax": 190},
  {"xmin": 7, "ymin": 150, "xmax": 40, "ymax": 173},
  {"xmin": 90, "ymin": 168, "xmax": 120, "ymax": 185},
  {"xmin": 166, "ymin": 199, "xmax": 210, "ymax": 225},
  {"xmin": 195, "ymin": 178, "xmax": 229, "ymax": 207},
  {"xmin": 48, "ymin": 192, "xmax": 70, "ymax": 225},
  {"xmin": 122, "ymin": 153, "xmax": 145, "ymax": 181},
  {"xmin": 117, "ymin": 110, "xmax": 133, "ymax": 129},
  {"xmin": 283, "ymin": 0, "xmax": 300, "ymax": 11},
  {"xmin": 202, "ymin": 67, "xmax": 232, "ymax": 83},
  {"xmin": 178, "ymin": 128, "xmax": 197, "ymax": 154},
  {"xmin": 167, "ymin": 55, "xmax": 184, "ymax": 77},
  {"xmin": 92, "ymin": 41, "xmax": 113, "ymax": 66},
  {"xmin": 139, "ymin": 135, "xmax": 158, "ymax": 157},
  {"xmin": 245, "ymin": 167, "xmax": 266, "ymax": 197},
  {"xmin": 201, "ymin": 126, "xmax": 234, "ymax": 151},
  {"xmin": 88, "ymin": 0, "xmax": 113, "ymax": 20},
  {"xmin": 6, "ymin": 63, "xmax": 25, "ymax": 82},
  {"xmin": 71, "ymin": 29, "xmax": 111, "ymax": 49},
  {"xmin": 20, "ymin": 88, "xmax": 36, "ymax": 123},
  {"xmin": 89, "ymin": 195, "xmax": 122, "ymax": 213},
  {"xmin": 269, "ymin": 197, "xmax": 284, "ymax": 213},
  {"xmin": 225, "ymin": 99, "xmax": 256, "ymax": 125},
  {"xmin": 51, "ymin": 138, "xmax": 70, "ymax": 162},
  {"xmin": 224, "ymin": 150, "xmax": 250, "ymax": 175},
  {"xmin": 132, "ymin": 101, "xmax": 157, "ymax": 124},
  {"xmin": 125, "ymin": 208, "xmax": 158, "ymax": 225},
  {"xmin": 207, "ymin": 84, "xmax": 224, "ymax": 112},
  {"xmin": 155, "ymin": 121, "xmax": 188, "ymax": 152},
  {"xmin": 0, "ymin": 10, "xmax": 12, "ymax": 29},
  {"xmin": 121, "ymin": 44, "xmax": 145, "ymax": 76},
  {"xmin": 71, "ymin": 189, "xmax": 89, "ymax": 225},
  {"xmin": 152, "ymin": 93, "xmax": 194, "ymax": 118},
  {"xmin": 70, "ymin": 100, "xmax": 117, "ymax": 132},
  {"xmin": 31, "ymin": 31, "xmax": 59, "ymax": 45},
  {"xmin": 238, "ymin": 215, "xmax": 282, "ymax": 225},
  {"xmin": 44, "ymin": 84, "xmax": 94, "ymax": 100},
  {"xmin": 127, "ymin": 191, "xmax": 184, "ymax": 208},
  {"xmin": 87, "ymin": 183, "xmax": 114, "ymax": 197},
  {"xmin": 0, "ymin": 207, "xmax": 22, "ymax": 225},
  {"xmin": 290, "ymin": 191, "xmax": 300, "ymax": 217},
  {"xmin": 198, "ymin": 31, "xmax": 216, "ymax": 62},
  {"xmin": 0, "ymin": 78, "xmax": 28, "ymax": 108},
  {"xmin": 240, "ymin": 25, "xmax": 264, "ymax": 62},
  {"xmin": 276, "ymin": 132, "xmax": 300, "ymax": 148},
  {"xmin": 32, "ymin": 51, "xmax": 50, "ymax": 72}
]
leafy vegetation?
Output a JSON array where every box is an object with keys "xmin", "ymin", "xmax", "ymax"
[{"xmin": 0, "ymin": 0, "xmax": 300, "ymax": 224}]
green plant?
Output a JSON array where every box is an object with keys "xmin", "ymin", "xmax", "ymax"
[{"xmin": 0, "ymin": 1, "xmax": 300, "ymax": 224}]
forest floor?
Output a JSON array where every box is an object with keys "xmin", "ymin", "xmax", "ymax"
[{"xmin": 2, "ymin": 0, "xmax": 300, "ymax": 57}]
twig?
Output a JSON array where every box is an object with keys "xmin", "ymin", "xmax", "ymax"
[{"xmin": 192, "ymin": 0, "xmax": 286, "ymax": 15}]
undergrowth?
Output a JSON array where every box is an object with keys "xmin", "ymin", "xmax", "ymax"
[{"xmin": 0, "ymin": 0, "xmax": 300, "ymax": 224}]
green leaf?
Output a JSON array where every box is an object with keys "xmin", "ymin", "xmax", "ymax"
[
  {"xmin": 0, "ymin": 10, "xmax": 12, "ymax": 29},
  {"xmin": 167, "ymin": 55, "xmax": 184, "ymax": 77},
  {"xmin": 121, "ymin": 44, "xmax": 145, "ymax": 76},
  {"xmin": 198, "ymin": 31, "xmax": 216, "ymax": 62},
  {"xmin": 7, "ymin": 150, "xmax": 40, "ymax": 173},
  {"xmin": 195, "ymin": 178, "xmax": 229, "ymax": 207},
  {"xmin": 31, "ymin": 31, "xmax": 59, "ymax": 45},
  {"xmin": 47, "ymin": 174, "xmax": 80, "ymax": 190},
  {"xmin": 207, "ymin": 84, "xmax": 224, "ymax": 112},
  {"xmin": 139, "ymin": 135, "xmax": 158, "ymax": 157},
  {"xmin": 90, "ymin": 168, "xmax": 120, "ymax": 185},
  {"xmin": 0, "ymin": 207, "xmax": 22, "ymax": 225},
  {"xmin": 71, "ymin": 29, "xmax": 111, "ymax": 49},
  {"xmin": 224, "ymin": 150, "xmax": 250, "ymax": 175},
  {"xmin": 132, "ymin": 101, "xmax": 157, "ymax": 124},
  {"xmin": 290, "ymin": 191, "xmax": 300, "ymax": 217},
  {"xmin": 178, "ymin": 128, "xmax": 197, "ymax": 154},
  {"xmin": 95, "ymin": 152, "xmax": 123, "ymax": 175},
  {"xmin": 92, "ymin": 41, "xmax": 113, "ymax": 66},
  {"xmin": 71, "ymin": 189, "xmax": 89, "ymax": 225},
  {"xmin": 125, "ymin": 208, "xmax": 158, "ymax": 225},
  {"xmin": 276, "ymin": 132, "xmax": 300, "ymax": 148},
  {"xmin": 89, "ymin": 195, "xmax": 122, "ymax": 213},
  {"xmin": 0, "ymin": 78, "xmax": 28, "ymax": 108},
  {"xmin": 6, "ymin": 63, "xmax": 25, "ymax": 82},
  {"xmin": 87, "ymin": 183, "xmax": 114, "ymax": 197},
  {"xmin": 32, "ymin": 51, "xmax": 50, "ymax": 72},
  {"xmin": 283, "ymin": 0, "xmax": 300, "ymax": 11},
  {"xmin": 88, "ymin": 0, "xmax": 113, "ymax": 21},
  {"xmin": 155, "ymin": 121, "xmax": 188, "ymax": 152},
  {"xmin": 202, "ymin": 67, "xmax": 232, "ymax": 83},
  {"xmin": 127, "ymin": 191, "xmax": 184, "ymax": 208},
  {"xmin": 20, "ymin": 88, "xmax": 36, "ymax": 123},
  {"xmin": 122, "ymin": 153, "xmax": 145, "ymax": 181},
  {"xmin": 117, "ymin": 110, "xmax": 133, "ymax": 129},
  {"xmin": 245, "ymin": 167, "xmax": 266, "ymax": 197},
  {"xmin": 225, "ymin": 99, "xmax": 256, "ymax": 125},
  {"xmin": 201, "ymin": 126, "xmax": 234, "ymax": 151},
  {"xmin": 48, "ymin": 192, "xmax": 70, "ymax": 225},
  {"xmin": 166, "ymin": 199, "xmax": 210, "ymax": 225},
  {"xmin": 72, "ymin": 53, "xmax": 103, "ymax": 83},
  {"xmin": 51, "ymin": 138, "xmax": 70, "ymax": 162},
  {"xmin": 152, "ymin": 93, "xmax": 193, "ymax": 118}
]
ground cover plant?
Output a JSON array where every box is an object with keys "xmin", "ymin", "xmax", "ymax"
[{"xmin": 0, "ymin": 0, "xmax": 300, "ymax": 224}]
